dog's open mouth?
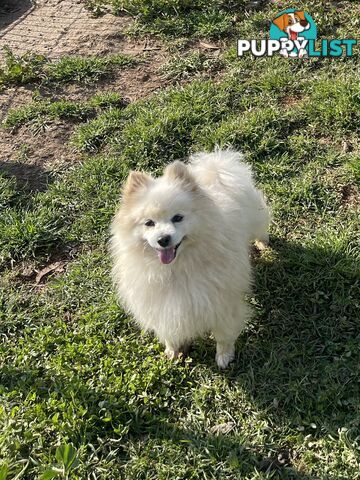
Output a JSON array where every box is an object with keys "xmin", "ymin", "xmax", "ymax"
[
  {"xmin": 157, "ymin": 241, "xmax": 182, "ymax": 265},
  {"xmin": 289, "ymin": 29, "xmax": 298, "ymax": 41}
]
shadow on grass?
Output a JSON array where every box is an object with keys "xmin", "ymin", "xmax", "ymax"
[
  {"xmin": 0, "ymin": 160, "xmax": 53, "ymax": 192},
  {"xmin": 194, "ymin": 234, "xmax": 359, "ymax": 465},
  {"xmin": 233, "ymin": 234, "xmax": 358, "ymax": 420}
]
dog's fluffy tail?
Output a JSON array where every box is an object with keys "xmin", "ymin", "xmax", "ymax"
[
  {"xmin": 189, "ymin": 147, "xmax": 271, "ymax": 244},
  {"xmin": 188, "ymin": 147, "xmax": 253, "ymax": 190}
]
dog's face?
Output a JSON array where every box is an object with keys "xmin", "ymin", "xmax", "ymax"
[
  {"xmin": 273, "ymin": 11, "xmax": 310, "ymax": 40},
  {"xmin": 119, "ymin": 162, "xmax": 202, "ymax": 265}
]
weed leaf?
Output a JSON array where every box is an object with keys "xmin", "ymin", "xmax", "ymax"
[
  {"xmin": 55, "ymin": 444, "xmax": 78, "ymax": 471},
  {"xmin": 39, "ymin": 469, "xmax": 60, "ymax": 480},
  {"xmin": 0, "ymin": 465, "xmax": 8, "ymax": 480}
]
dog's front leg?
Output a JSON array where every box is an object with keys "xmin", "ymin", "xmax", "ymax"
[
  {"xmin": 164, "ymin": 340, "xmax": 191, "ymax": 359},
  {"xmin": 164, "ymin": 340, "xmax": 180, "ymax": 359},
  {"xmin": 215, "ymin": 340, "xmax": 235, "ymax": 369},
  {"xmin": 212, "ymin": 330, "xmax": 236, "ymax": 369}
]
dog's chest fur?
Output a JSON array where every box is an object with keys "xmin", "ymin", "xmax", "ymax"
[{"xmin": 116, "ymin": 243, "xmax": 251, "ymax": 344}]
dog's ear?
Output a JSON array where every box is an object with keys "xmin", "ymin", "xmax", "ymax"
[
  {"xmin": 122, "ymin": 171, "xmax": 152, "ymax": 199},
  {"xmin": 164, "ymin": 161, "xmax": 197, "ymax": 191},
  {"xmin": 295, "ymin": 11, "xmax": 306, "ymax": 21},
  {"xmin": 273, "ymin": 13, "xmax": 288, "ymax": 32}
]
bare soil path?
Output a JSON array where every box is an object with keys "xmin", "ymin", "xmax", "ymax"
[
  {"xmin": 0, "ymin": 0, "xmax": 134, "ymax": 60},
  {"xmin": 0, "ymin": 0, "xmax": 170, "ymax": 188}
]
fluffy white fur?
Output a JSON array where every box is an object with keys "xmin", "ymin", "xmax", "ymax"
[{"xmin": 110, "ymin": 149, "xmax": 270, "ymax": 368}]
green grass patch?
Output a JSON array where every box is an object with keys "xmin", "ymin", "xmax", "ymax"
[
  {"xmin": 84, "ymin": 0, "xmax": 360, "ymax": 45},
  {"xmin": 160, "ymin": 50, "xmax": 224, "ymax": 80},
  {"xmin": 3, "ymin": 92, "xmax": 127, "ymax": 132},
  {"xmin": 70, "ymin": 56, "xmax": 359, "ymax": 156},
  {"xmin": 45, "ymin": 54, "xmax": 134, "ymax": 84},
  {"xmin": 85, "ymin": 0, "xmax": 236, "ymax": 38},
  {"xmin": 72, "ymin": 108, "xmax": 126, "ymax": 152},
  {"xmin": 0, "ymin": 47, "xmax": 47, "ymax": 89},
  {"xmin": 3, "ymin": 100, "xmax": 94, "ymax": 132},
  {"xmin": 0, "ymin": 48, "xmax": 135, "ymax": 89},
  {"xmin": 0, "ymin": 1, "xmax": 359, "ymax": 478},
  {"xmin": 0, "ymin": 174, "xmax": 18, "ymax": 211}
]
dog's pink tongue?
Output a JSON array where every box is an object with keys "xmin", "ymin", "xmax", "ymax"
[
  {"xmin": 158, "ymin": 248, "xmax": 176, "ymax": 264},
  {"xmin": 290, "ymin": 29, "xmax": 297, "ymax": 41}
]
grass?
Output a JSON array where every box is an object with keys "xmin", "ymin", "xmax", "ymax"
[
  {"xmin": 84, "ymin": 0, "xmax": 360, "ymax": 41},
  {"xmin": 0, "ymin": 47, "xmax": 135, "ymax": 90},
  {"xmin": 0, "ymin": 0, "xmax": 359, "ymax": 478},
  {"xmin": 85, "ymin": 0, "xmax": 236, "ymax": 38},
  {"xmin": 3, "ymin": 93, "xmax": 127, "ymax": 133},
  {"xmin": 160, "ymin": 51, "xmax": 224, "ymax": 80}
]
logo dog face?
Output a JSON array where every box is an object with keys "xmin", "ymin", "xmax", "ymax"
[{"xmin": 273, "ymin": 11, "xmax": 310, "ymax": 41}]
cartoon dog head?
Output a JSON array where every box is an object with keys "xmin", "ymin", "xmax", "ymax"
[{"xmin": 273, "ymin": 11, "xmax": 310, "ymax": 41}]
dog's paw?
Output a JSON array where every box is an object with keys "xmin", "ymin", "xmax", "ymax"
[
  {"xmin": 216, "ymin": 350, "xmax": 235, "ymax": 369},
  {"xmin": 254, "ymin": 240, "xmax": 268, "ymax": 251},
  {"xmin": 165, "ymin": 347, "xmax": 179, "ymax": 360}
]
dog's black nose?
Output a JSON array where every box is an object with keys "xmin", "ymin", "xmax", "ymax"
[
  {"xmin": 300, "ymin": 19, "xmax": 308, "ymax": 27},
  {"xmin": 158, "ymin": 235, "xmax": 171, "ymax": 248}
]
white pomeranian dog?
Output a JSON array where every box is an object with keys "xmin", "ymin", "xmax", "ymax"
[{"xmin": 110, "ymin": 149, "xmax": 270, "ymax": 368}]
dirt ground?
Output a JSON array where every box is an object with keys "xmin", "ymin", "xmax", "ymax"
[
  {"xmin": 0, "ymin": 0, "xmax": 135, "ymax": 60},
  {"xmin": 0, "ymin": 0, "xmax": 173, "ymax": 189}
]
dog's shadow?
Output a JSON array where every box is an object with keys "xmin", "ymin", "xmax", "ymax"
[{"xmin": 193, "ymin": 234, "xmax": 358, "ymax": 456}]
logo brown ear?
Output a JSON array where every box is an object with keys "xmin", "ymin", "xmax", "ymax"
[
  {"xmin": 273, "ymin": 13, "xmax": 288, "ymax": 32},
  {"xmin": 122, "ymin": 171, "xmax": 152, "ymax": 200},
  {"xmin": 164, "ymin": 161, "xmax": 198, "ymax": 191},
  {"xmin": 295, "ymin": 11, "xmax": 306, "ymax": 21}
]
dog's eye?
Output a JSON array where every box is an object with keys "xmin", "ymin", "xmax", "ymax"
[
  {"xmin": 288, "ymin": 18, "xmax": 293, "ymax": 25},
  {"xmin": 145, "ymin": 219, "xmax": 155, "ymax": 227},
  {"xmin": 171, "ymin": 214, "xmax": 184, "ymax": 223}
]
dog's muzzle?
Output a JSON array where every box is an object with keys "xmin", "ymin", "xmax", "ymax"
[{"xmin": 156, "ymin": 240, "xmax": 182, "ymax": 265}]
